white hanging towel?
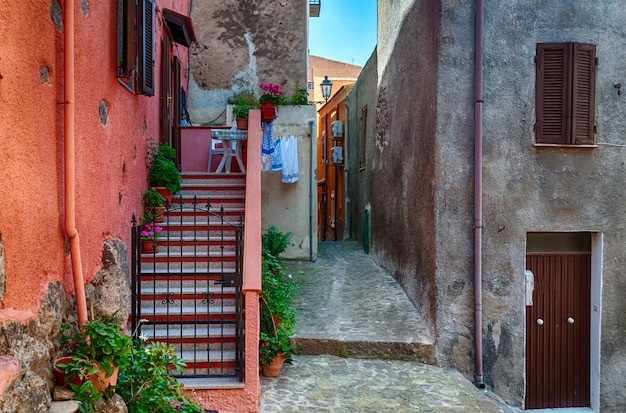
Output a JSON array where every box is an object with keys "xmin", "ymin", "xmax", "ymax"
[{"xmin": 280, "ymin": 136, "xmax": 299, "ymax": 184}]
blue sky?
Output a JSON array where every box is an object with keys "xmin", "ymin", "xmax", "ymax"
[{"xmin": 308, "ymin": 0, "xmax": 377, "ymax": 67}]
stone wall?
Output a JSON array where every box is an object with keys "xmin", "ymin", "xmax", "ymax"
[{"xmin": 0, "ymin": 240, "xmax": 131, "ymax": 412}]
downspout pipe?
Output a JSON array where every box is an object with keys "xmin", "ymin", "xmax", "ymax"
[
  {"xmin": 308, "ymin": 119, "xmax": 314, "ymax": 262},
  {"xmin": 473, "ymin": 0, "xmax": 485, "ymax": 389},
  {"xmin": 64, "ymin": 0, "xmax": 88, "ymax": 327}
]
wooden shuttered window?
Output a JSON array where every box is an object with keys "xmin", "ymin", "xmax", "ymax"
[
  {"xmin": 117, "ymin": 0, "xmax": 154, "ymax": 95},
  {"xmin": 536, "ymin": 43, "xmax": 596, "ymax": 144},
  {"xmin": 138, "ymin": 0, "xmax": 155, "ymax": 96}
]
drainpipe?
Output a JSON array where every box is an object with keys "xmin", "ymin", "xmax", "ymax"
[
  {"xmin": 308, "ymin": 119, "xmax": 314, "ymax": 262},
  {"xmin": 344, "ymin": 100, "xmax": 350, "ymax": 240},
  {"xmin": 473, "ymin": 0, "xmax": 485, "ymax": 389},
  {"xmin": 64, "ymin": 0, "xmax": 88, "ymax": 327}
]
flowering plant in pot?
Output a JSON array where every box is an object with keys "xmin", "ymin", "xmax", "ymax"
[
  {"xmin": 259, "ymin": 83, "xmax": 284, "ymax": 122},
  {"xmin": 140, "ymin": 221, "xmax": 162, "ymax": 253}
]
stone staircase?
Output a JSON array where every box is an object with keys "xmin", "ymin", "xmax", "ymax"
[{"xmin": 134, "ymin": 173, "xmax": 246, "ymax": 384}]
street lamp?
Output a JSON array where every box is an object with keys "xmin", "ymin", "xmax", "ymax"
[{"xmin": 320, "ymin": 75, "xmax": 333, "ymax": 103}]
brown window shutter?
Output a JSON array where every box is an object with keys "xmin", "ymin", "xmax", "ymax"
[
  {"xmin": 571, "ymin": 43, "xmax": 596, "ymax": 144},
  {"xmin": 116, "ymin": 0, "xmax": 135, "ymax": 80},
  {"xmin": 138, "ymin": 0, "xmax": 154, "ymax": 96},
  {"xmin": 536, "ymin": 43, "xmax": 570, "ymax": 144}
]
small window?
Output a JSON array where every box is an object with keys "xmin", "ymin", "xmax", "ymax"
[
  {"xmin": 307, "ymin": 81, "xmax": 315, "ymax": 90},
  {"xmin": 535, "ymin": 42, "xmax": 596, "ymax": 145},
  {"xmin": 117, "ymin": 0, "xmax": 154, "ymax": 96}
]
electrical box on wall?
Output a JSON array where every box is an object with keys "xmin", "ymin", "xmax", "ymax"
[
  {"xmin": 331, "ymin": 120, "xmax": 343, "ymax": 138},
  {"xmin": 331, "ymin": 146, "xmax": 343, "ymax": 165}
]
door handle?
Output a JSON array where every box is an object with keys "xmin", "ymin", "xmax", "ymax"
[
  {"xmin": 567, "ymin": 317, "xmax": 575, "ymax": 324},
  {"xmin": 536, "ymin": 319, "xmax": 544, "ymax": 326}
]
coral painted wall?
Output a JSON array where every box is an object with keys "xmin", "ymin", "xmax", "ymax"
[{"xmin": 0, "ymin": 0, "xmax": 189, "ymax": 319}]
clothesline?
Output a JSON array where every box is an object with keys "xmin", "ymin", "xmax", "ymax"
[{"xmin": 261, "ymin": 121, "xmax": 300, "ymax": 183}]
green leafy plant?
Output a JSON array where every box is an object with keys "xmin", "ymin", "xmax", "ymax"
[
  {"xmin": 230, "ymin": 92, "xmax": 259, "ymax": 120},
  {"xmin": 260, "ymin": 226, "xmax": 297, "ymax": 367},
  {"xmin": 147, "ymin": 142, "xmax": 182, "ymax": 194},
  {"xmin": 232, "ymin": 101, "xmax": 251, "ymax": 120},
  {"xmin": 142, "ymin": 188, "xmax": 165, "ymax": 209},
  {"xmin": 58, "ymin": 313, "xmax": 133, "ymax": 412},
  {"xmin": 116, "ymin": 322, "xmax": 204, "ymax": 413},
  {"xmin": 262, "ymin": 225, "xmax": 293, "ymax": 259},
  {"xmin": 285, "ymin": 84, "xmax": 309, "ymax": 105}
]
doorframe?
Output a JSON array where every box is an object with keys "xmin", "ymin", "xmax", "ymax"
[
  {"xmin": 523, "ymin": 231, "xmax": 602, "ymax": 411},
  {"xmin": 589, "ymin": 232, "xmax": 602, "ymax": 412}
]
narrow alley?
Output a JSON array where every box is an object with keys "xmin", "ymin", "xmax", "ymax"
[{"xmin": 259, "ymin": 241, "xmax": 516, "ymax": 412}]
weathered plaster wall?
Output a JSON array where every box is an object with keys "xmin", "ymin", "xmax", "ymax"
[
  {"xmin": 261, "ymin": 106, "xmax": 318, "ymax": 260},
  {"xmin": 188, "ymin": 0, "xmax": 308, "ymax": 125},
  {"xmin": 435, "ymin": 0, "xmax": 626, "ymax": 409},
  {"xmin": 350, "ymin": 0, "xmax": 626, "ymax": 410},
  {"xmin": 365, "ymin": 0, "xmax": 440, "ymax": 331},
  {"xmin": 477, "ymin": 2, "xmax": 626, "ymax": 409},
  {"xmin": 346, "ymin": 52, "xmax": 378, "ymax": 247}
]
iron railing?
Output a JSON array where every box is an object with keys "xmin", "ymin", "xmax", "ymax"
[{"xmin": 131, "ymin": 196, "xmax": 244, "ymax": 380}]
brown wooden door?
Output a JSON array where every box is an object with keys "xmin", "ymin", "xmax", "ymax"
[{"xmin": 526, "ymin": 253, "xmax": 591, "ymax": 409}]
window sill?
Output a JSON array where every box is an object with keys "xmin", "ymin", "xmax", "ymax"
[{"xmin": 533, "ymin": 143, "xmax": 598, "ymax": 149}]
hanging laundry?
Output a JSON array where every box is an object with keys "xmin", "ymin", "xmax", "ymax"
[
  {"xmin": 261, "ymin": 121, "xmax": 274, "ymax": 171},
  {"xmin": 280, "ymin": 136, "xmax": 299, "ymax": 184},
  {"xmin": 271, "ymin": 137, "xmax": 282, "ymax": 171}
]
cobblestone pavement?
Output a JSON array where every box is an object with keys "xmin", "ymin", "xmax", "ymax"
[
  {"xmin": 259, "ymin": 241, "xmax": 518, "ymax": 413},
  {"xmin": 260, "ymin": 355, "xmax": 515, "ymax": 412}
]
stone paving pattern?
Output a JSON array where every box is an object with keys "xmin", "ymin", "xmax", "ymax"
[{"xmin": 260, "ymin": 241, "xmax": 518, "ymax": 412}]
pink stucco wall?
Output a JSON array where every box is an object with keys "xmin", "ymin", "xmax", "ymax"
[
  {"xmin": 1, "ymin": 3, "xmax": 260, "ymax": 411},
  {"xmin": 0, "ymin": 0, "xmax": 189, "ymax": 316}
]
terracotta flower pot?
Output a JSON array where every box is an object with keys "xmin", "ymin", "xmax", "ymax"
[
  {"xmin": 52, "ymin": 356, "xmax": 82, "ymax": 387},
  {"xmin": 260, "ymin": 102, "xmax": 276, "ymax": 122},
  {"xmin": 141, "ymin": 240, "xmax": 157, "ymax": 254},
  {"xmin": 153, "ymin": 186, "xmax": 172, "ymax": 204},
  {"xmin": 154, "ymin": 206, "xmax": 166, "ymax": 223},
  {"xmin": 88, "ymin": 365, "xmax": 119, "ymax": 391},
  {"xmin": 261, "ymin": 353, "xmax": 285, "ymax": 377},
  {"xmin": 236, "ymin": 118, "xmax": 248, "ymax": 130}
]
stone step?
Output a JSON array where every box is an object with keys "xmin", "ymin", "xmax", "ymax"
[
  {"xmin": 138, "ymin": 266, "xmax": 237, "ymax": 275},
  {"xmin": 139, "ymin": 283, "xmax": 236, "ymax": 295},
  {"xmin": 138, "ymin": 304, "xmax": 236, "ymax": 318},
  {"xmin": 140, "ymin": 298, "xmax": 236, "ymax": 313},
  {"xmin": 135, "ymin": 174, "xmax": 244, "ymax": 385}
]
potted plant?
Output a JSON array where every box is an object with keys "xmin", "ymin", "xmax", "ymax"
[
  {"xmin": 115, "ymin": 320, "xmax": 205, "ymax": 412},
  {"xmin": 142, "ymin": 187, "xmax": 166, "ymax": 222},
  {"xmin": 230, "ymin": 92, "xmax": 259, "ymax": 130},
  {"xmin": 259, "ymin": 226, "xmax": 297, "ymax": 376},
  {"xmin": 147, "ymin": 142, "xmax": 182, "ymax": 202},
  {"xmin": 55, "ymin": 313, "xmax": 133, "ymax": 411},
  {"xmin": 140, "ymin": 221, "xmax": 162, "ymax": 254},
  {"xmin": 232, "ymin": 101, "xmax": 251, "ymax": 130},
  {"xmin": 259, "ymin": 83, "xmax": 284, "ymax": 122}
]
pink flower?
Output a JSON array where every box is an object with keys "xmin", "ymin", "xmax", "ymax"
[{"xmin": 140, "ymin": 222, "xmax": 163, "ymax": 241}]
